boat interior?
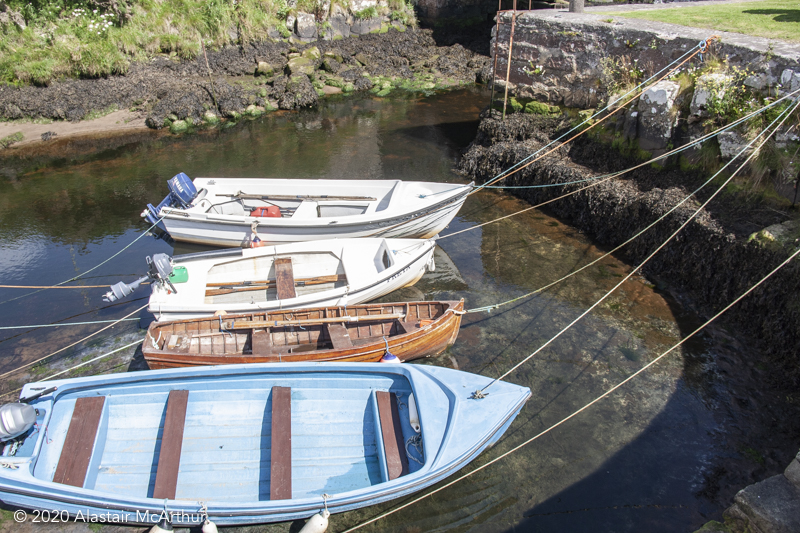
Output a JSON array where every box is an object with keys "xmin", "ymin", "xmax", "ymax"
[
  {"xmin": 18, "ymin": 373, "xmax": 425, "ymax": 502},
  {"xmin": 149, "ymin": 302, "xmax": 450, "ymax": 357},
  {"xmin": 202, "ymin": 241, "xmax": 398, "ymax": 306},
  {"xmin": 190, "ymin": 180, "xmax": 461, "ymax": 220}
]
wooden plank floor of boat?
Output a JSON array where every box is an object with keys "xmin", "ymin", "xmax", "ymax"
[
  {"xmin": 53, "ymin": 396, "xmax": 105, "ymax": 487},
  {"xmin": 270, "ymin": 386, "xmax": 292, "ymax": 500},
  {"xmin": 376, "ymin": 391, "xmax": 408, "ymax": 480},
  {"xmin": 153, "ymin": 390, "xmax": 190, "ymax": 499}
]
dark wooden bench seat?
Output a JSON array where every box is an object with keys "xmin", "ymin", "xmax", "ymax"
[
  {"xmin": 274, "ymin": 258, "xmax": 297, "ymax": 300},
  {"xmin": 152, "ymin": 390, "xmax": 190, "ymax": 499},
  {"xmin": 53, "ymin": 396, "xmax": 105, "ymax": 487},
  {"xmin": 326, "ymin": 323, "xmax": 353, "ymax": 350},
  {"xmin": 376, "ymin": 391, "xmax": 408, "ymax": 480},
  {"xmin": 270, "ymin": 386, "xmax": 292, "ymax": 500}
]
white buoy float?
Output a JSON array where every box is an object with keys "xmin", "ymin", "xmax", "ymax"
[
  {"xmin": 200, "ymin": 503, "xmax": 218, "ymax": 533},
  {"xmin": 379, "ymin": 336, "xmax": 401, "ymax": 363},
  {"xmin": 298, "ymin": 509, "xmax": 330, "ymax": 533},
  {"xmin": 408, "ymin": 393, "xmax": 420, "ymax": 433},
  {"xmin": 149, "ymin": 517, "xmax": 172, "ymax": 533}
]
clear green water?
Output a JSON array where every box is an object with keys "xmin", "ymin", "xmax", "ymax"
[{"xmin": 0, "ymin": 89, "xmax": 743, "ymax": 532}]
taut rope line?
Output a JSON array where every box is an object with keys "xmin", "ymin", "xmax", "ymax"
[
  {"xmin": 471, "ymin": 37, "xmax": 717, "ymax": 195},
  {"xmin": 0, "ymin": 303, "xmax": 148, "ymax": 382},
  {"xmin": 478, "ymin": 93, "xmax": 800, "ymax": 393},
  {"xmin": 457, "ymin": 88, "xmax": 800, "ymax": 314},
  {"xmin": 337, "ymin": 243, "xmax": 800, "ymax": 533}
]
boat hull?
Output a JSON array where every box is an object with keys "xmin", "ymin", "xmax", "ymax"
[
  {"xmin": 142, "ymin": 300, "xmax": 465, "ymax": 369},
  {"xmin": 0, "ymin": 363, "xmax": 530, "ymax": 526},
  {"xmin": 151, "ymin": 178, "xmax": 472, "ymax": 247},
  {"xmin": 147, "ymin": 238, "xmax": 436, "ymax": 322}
]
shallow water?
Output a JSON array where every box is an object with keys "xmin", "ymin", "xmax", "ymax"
[{"xmin": 0, "ymin": 88, "xmax": 767, "ymax": 532}]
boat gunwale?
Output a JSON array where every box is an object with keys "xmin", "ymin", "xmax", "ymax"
[
  {"xmin": 159, "ymin": 183, "xmax": 471, "ymax": 230},
  {"xmin": 3, "ymin": 363, "xmax": 530, "ymax": 523},
  {"xmin": 148, "ymin": 239, "xmax": 436, "ymax": 316},
  {"xmin": 143, "ymin": 299, "xmax": 465, "ymax": 365}
]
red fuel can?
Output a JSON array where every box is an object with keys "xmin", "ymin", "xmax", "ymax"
[{"xmin": 251, "ymin": 206, "xmax": 281, "ymax": 218}]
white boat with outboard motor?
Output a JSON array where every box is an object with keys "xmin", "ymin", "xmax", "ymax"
[
  {"xmin": 104, "ymin": 238, "xmax": 437, "ymax": 322},
  {"xmin": 142, "ymin": 173, "xmax": 472, "ymax": 247}
]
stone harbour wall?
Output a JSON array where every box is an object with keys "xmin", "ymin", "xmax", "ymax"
[{"xmin": 489, "ymin": 10, "xmax": 800, "ymax": 154}]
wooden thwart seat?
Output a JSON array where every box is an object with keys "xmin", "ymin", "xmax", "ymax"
[
  {"xmin": 326, "ymin": 323, "xmax": 353, "ymax": 350},
  {"xmin": 153, "ymin": 390, "xmax": 190, "ymax": 500},
  {"xmin": 53, "ymin": 396, "xmax": 105, "ymax": 487},
  {"xmin": 251, "ymin": 329, "xmax": 273, "ymax": 355},
  {"xmin": 274, "ymin": 258, "xmax": 297, "ymax": 300},
  {"xmin": 270, "ymin": 386, "xmax": 292, "ymax": 500},
  {"xmin": 376, "ymin": 391, "xmax": 409, "ymax": 480}
]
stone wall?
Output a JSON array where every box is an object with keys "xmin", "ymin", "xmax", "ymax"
[{"xmin": 489, "ymin": 10, "xmax": 800, "ymax": 154}]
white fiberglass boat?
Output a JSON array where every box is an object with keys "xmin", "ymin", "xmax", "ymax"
[
  {"xmin": 105, "ymin": 238, "xmax": 437, "ymax": 322},
  {"xmin": 142, "ymin": 174, "xmax": 472, "ymax": 247}
]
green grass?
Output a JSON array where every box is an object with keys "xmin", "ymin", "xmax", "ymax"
[
  {"xmin": 606, "ymin": 1, "xmax": 800, "ymax": 43},
  {"xmin": 0, "ymin": 0, "xmax": 417, "ymax": 86}
]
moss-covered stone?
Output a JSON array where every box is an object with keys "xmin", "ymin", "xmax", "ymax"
[
  {"xmin": 525, "ymin": 101, "xmax": 559, "ymax": 115},
  {"xmin": 169, "ymin": 120, "xmax": 188, "ymax": 134},
  {"xmin": 343, "ymin": 82, "xmax": 355, "ymax": 92},
  {"xmin": 245, "ymin": 104, "xmax": 263, "ymax": 117},
  {"xmin": 508, "ymin": 97, "xmax": 524, "ymax": 113},
  {"xmin": 0, "ymin": 131, "xmax": 23, "ymax": 148},
  {"xmin": 203, "ymin": 111, "xmax": 220, "ymax": 125}
]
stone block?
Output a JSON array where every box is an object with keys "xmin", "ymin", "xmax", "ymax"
[
  {"xmin": 718, "ymin": 131, "xmax": 754, "ymax": 160},
  {"xmin": 724, "ymin": 475, "xmax": 800, "ymax": 533},
  {"xmin": 780, "ymin": 69, "xmax": 800, "ymax": 93},
  {"xmin": 295, "ymin": 12, "xmax": 317, "ymax": 40},
  {"xmin": 637, "ymin": 80, "xmax": 680, "ymax": 151},
  {"xmin": 330, "ymin": 14, "xmax": 351, "ymax": 39},
  {"xmin": 691, "ymin": 73, "xmax": 731, "ymax": 117},
  {"xmin": 786, "ymin": 450, "xmax": 800, "ymax": 489},
  {"xmin": 287, "ymin": 55, "xmax": 316, "ymax": 77},
  {"xmin": 350, "ymin": 17, "xmax": 381, "ymax": 35}
]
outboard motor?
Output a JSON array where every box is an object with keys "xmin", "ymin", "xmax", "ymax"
[
  {"xmin": 0, "ymin": 403, "xmax": 36, "ymax": 442},
  {"xmin": 103, "ymin": 253, "xmax": 176, "ymax": 303},
  {"xmin": 142, "ymin": 172, "xmax": 202, "ymax": 228}
]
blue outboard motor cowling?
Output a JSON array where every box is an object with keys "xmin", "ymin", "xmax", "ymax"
[
  {"xmin": 167, "ymin": 172, "xmax": 198, "ymax": 208},
  {"xmin": 142, "ymin": 172, "xmax": 198, "ymax": 228}
]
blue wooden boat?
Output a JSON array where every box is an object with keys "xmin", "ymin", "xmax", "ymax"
[{"xmin": 0, "ymin": 363, "xmax": 530, "ymax": 526}]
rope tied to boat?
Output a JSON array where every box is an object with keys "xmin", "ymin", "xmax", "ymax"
[
  {"xmin": 0, "ymin": 461, "xmax": 19, "ymax": 470},
  {"xmin": 469, "ymin": 390, "xmax": 487, "ymax": 400},
  {"xmin": 405, "ymin": 434, "xmax": 424, "ymax": 465}
]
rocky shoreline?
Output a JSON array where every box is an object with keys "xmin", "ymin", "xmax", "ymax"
[{"xmin": 0, "ymin": 27, "xmax": 490, "ymax": 146}]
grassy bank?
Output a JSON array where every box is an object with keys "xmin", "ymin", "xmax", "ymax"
[
  {"xmin": 606, "ymin": 0, "xmax": 800, "ymax": 43},
  {"xmin": 0, "ymin": 0, "xmax": 415, "ymax": 86}
]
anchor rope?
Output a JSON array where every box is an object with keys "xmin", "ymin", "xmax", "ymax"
[
  {"xmin": 0, "ymin": 214, "xmax": 166, "ymax": 306},
  {"xmin": 470, "ymin": 37, "xmax": 716, "ymax": 195},
  {"xmin": 338, "ymin": 244, "xmax": 800, "ymax": 533},
  {"xmin": 439, "ymin": 87, "xmax": 799, "ymax": 245},
  {"xmin": 457, "ymin": 88, "xmax": 800, "ymax": 314},
  {"xmin": 0, "ymin": 318, "xmax": 141, "ymax": 330},
  {"xmin": 0, "ymin": 303, "xmax": 148, "ymax": 383},
  {"xmin": 478, "ymin": 92, "xmax": 800, "ymax": 392},
  {"xmin": 0, "ymin": 338, "xmax": 145, "ymax": 402}
]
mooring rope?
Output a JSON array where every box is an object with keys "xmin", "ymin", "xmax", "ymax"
[
  {"xmin": 458, "ymin": 88, "xmax": 800, "ymax": 314},
  {"xmin": 0, "ymin": 214, "xmax": 166, "ymax": 306},
  {"xmin": 0, "ymin": 318, "xmax": 141, "ymax": 331},
  {"xmin": 470, "ymin": 37, "xmax": 716, "ymax": 195},
  {"xmin": 0, "ymin": 303, "xmax": 148, "ymax": 382},
  {"xmin": 338, "ymin": 244, "xmax": 800, "ymax": 533},
  {"xmin": 439, "ymin": 87, "xmax": 799, "ymax": 245},
  {"xmin": 478, "ymin": 93, "xmax": 800, "ymax": 393},
  {"xmin": 0, "ymin": 338, "xmax": 145, "ymax": 401}
]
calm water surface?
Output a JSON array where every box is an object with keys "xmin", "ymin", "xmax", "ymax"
[{"xmin": 0, "ymin": 89, "xmax": 739, "ymax": 532}]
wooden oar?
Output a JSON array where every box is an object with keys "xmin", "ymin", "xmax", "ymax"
[
  {"xmin": 221, "ymin": 193, "xmax": 377, "ymax": 202},
  {"xmin": 205, "ymin": 274, "xmax": 346, "ymax": 296},
  {"xmin": 226, "ymin": 313, "xmax": 406, "ymax": 329}
]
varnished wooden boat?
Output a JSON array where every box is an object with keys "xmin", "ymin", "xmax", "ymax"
[{"xmin": 143, "ymin": 300, "xmax": 465, "ymax": 369}]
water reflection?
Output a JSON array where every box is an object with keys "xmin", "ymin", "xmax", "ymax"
[{"xmin": 0, "ymin": 88, "xmax": 748, "ymax": 532}]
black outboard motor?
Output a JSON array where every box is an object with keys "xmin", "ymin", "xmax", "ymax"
[
  {"xmin": 142, "ymin": 172, "xmax": 202, "ymax": 229},
  {"xmin": 103, "ymin": 253, "xmax": 176, "ymax": 303},
  {"xmin": 0, "ymin": 403, "xmax": 36, "ymax": 442}
]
